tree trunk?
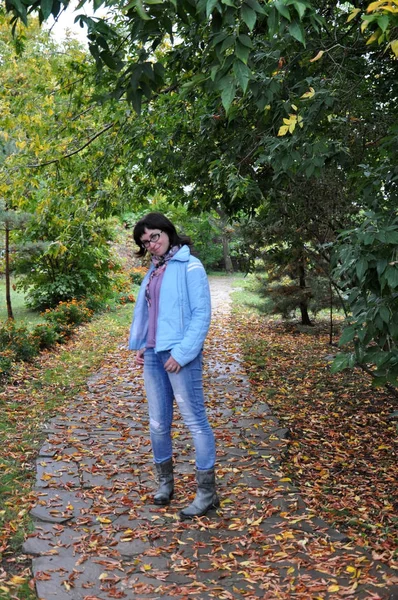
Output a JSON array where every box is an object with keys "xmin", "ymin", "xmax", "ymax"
[
  {"xmin": 222, "ymin": 235, "xmax": 234, "ymax": 273},
  {"xmin": 298, "ymin": 256, "xmax": 312, "ymax": 326},
  {"xmin": 329, "ymin": 281, "xmax": 334, "ymax": 345},
  {"xmin": 5, "ymin": 225, "xmax": 14, "ymax": 320}
]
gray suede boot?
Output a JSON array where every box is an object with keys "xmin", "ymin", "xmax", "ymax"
[
  {"xmin": 179, "ymin": 468, "xmax": 220, "ymax": 519},
  {"xmin": 153, "ymin": 459, "xmax": 174, "ymax": 505}
]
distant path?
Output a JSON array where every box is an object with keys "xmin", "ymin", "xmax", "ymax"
[{"xmin": 208, "ymin": 274, "xmax": 235, "ymax": 312}]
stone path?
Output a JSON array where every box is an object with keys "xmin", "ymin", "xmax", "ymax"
[{"xmin": 24, "ymin": 276, "xmax": 397, "ymax": 599}]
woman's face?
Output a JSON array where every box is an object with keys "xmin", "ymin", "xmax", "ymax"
[{"xmin": 140, "ymin": 228, "xmax": 170, "ymax": 257}]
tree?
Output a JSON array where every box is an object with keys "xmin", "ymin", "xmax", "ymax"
[
  {"xmin": 0, "ymin": 201, "xmax": 32, "ymax": 319},
  {"xmin": 0, "ymin": 16, "xmax": 131, "ymax": 307}
]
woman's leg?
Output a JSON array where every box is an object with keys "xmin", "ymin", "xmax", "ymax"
[
  {"xmin": 159, "ymin": 351, "xmax": 216, "ymax": 470},
  {"xmin": 143, "ymin": 349, "xmax": 175, "ymax": 463}
]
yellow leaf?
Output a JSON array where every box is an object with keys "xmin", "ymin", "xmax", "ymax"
[
  {"xmin": 278, "ymin": 125, "xmax": 289, "ymax": 136},
  {"xmin": 346, "ymin": 565, "xmax": 357, "ymax": 574},
  {"xmin": 97, "ymin": 516, "xmax": 112, "ymax": 523},
  {"xmin": 9, "ymin": 576, "xmax": 26, "ymax": 586},
  {"xmin": 310, "ymin": 50, "xmax": 325, "ymax": 62},
  {"xmin": 99, "ymin": 572, "xmax": 108, "ymax": 580},
  {"xmin": 143, "ymin": 564, "xmax": 152, "ymax": 571},
  {"xmin": 390, "ymin": 39, "xmax": 398, "ymax": 56},
  {"xmin": 366, "ymin": 30, "xmax": 381, "ymax": 44},
  {"xmin": 228, "ymin": 522, "xmax": 242, "ymax": 530},
  {"xmin": 289, "ymin": 122, "xmax": 296, "ymax": 133},
  {"xmin": 300, "ymin": 87, "xmax": 315, "ymax": 99},
  {"xmin": 367, "ymin": 0, "xmax": 388, "ymax": 12},
  {"xmin": 361, "ymin": 20, "xmax": 370, "ymax": 33},
  {"xmin": 347, "ymin": 7, "xmax": 361, "ymax": 21},
  {"xmin": 291, "ymin": 103, "xmax": 298, "ymax": 111},
  {"xmin": 287, "ymin": 566, "xmax": 295, "ymax": 574},
  {"xmin": 328, "ymin": 584, "xmax": 340, "ymax": 592}
]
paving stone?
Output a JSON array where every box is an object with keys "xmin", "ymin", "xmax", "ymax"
[
  {"xmin": 113, "ymin": 534, "xmax": 152, "ymax": 558},
  {"xmin": 32, "ymin": 555, "xmax": 125, "ymax": 600},
  {"xmin": 30, "ymin": 488, "xmax": 93, "ymax": 523},
  {"xmin": 35, "ymin": 458, "xmax": 80, "ymax": 488},
  {"xmin": 23, "ymin": 523, "xmax": 80, "ymax": 555}
]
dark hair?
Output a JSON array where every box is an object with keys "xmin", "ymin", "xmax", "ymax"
[{"xmin": 133, "ymin": 212, "xmax": 192, "ymax": 257}]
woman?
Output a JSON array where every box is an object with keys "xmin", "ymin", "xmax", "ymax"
[{"xmin": 128, "ymin": 212, "xmax": 219, "ymax": 519}]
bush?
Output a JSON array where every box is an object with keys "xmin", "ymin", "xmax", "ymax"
[
  {"xmin": 42, "ymin": 300, "xmax": 93, "ymax": 338},
  {"xmin": 0, "ymin": 321, "xmax": 39, "ymax": 362},
  {"xmin": 85, "ymin": 295, "xmax": 110, "ymax": 313},
  {"xmin": 118, "ymin": 293, "xmax": 135, "ymax": 305},
  {"xmin": 31, "ymin": 323, "xmax": 60, "ymax": 350},
  {"xmin": 0, "ymin": 299, "xmax": 96, "ymax": 382},
  {"xmin": 130, "ymin": 267, "xmax": 147, "ymax": 286},
  {"xmin": 0, "ymin": 349, "xmax": 14, "ymax": 379}
]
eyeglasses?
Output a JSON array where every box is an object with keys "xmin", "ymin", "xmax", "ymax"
[{"xmin": 141, "ymin": 231, "xmax": 162, "ymax": 248}]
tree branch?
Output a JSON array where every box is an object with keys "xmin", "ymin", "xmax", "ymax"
[{"xmin": 26, "ymin": 123, "xmax": 115, "ymax": 168}]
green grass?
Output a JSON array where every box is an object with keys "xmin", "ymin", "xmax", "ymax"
[
  {"xmin": 230, "ymin": 273, "xmax": 345, "ymax": 325},
  {"xmin": 0, "ymin": 278, "xmax": 44, "ymax": 328},
  {"xmin": 230, "ymin": 273, "xmax": 271, "ymax": 315}
]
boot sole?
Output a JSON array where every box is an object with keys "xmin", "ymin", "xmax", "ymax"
[
  {"xmin": 153, "ymin": 491, "xmax": 174, "ymax": 506},
  {"xmin": 179, "ymin": 498, "xmax": 220, "ymax": 520}
]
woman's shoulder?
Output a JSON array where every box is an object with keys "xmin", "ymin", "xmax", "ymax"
[{"xmin": 173, "ymin": 246, "xmax": 205, "ymax": 271}]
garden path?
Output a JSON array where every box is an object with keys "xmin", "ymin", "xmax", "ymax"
[{"xmin": 24, "ymin": 276, "xmax": 397, "ymax": 600}]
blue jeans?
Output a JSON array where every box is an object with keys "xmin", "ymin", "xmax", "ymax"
[{"xmin": 143, "ymin": 349, "xmax": 216, "ymax": 470}]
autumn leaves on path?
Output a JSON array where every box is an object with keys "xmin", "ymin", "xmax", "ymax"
[{"xmin": 24, "ymin": 278, "xmax": 396, "ymax": 599}]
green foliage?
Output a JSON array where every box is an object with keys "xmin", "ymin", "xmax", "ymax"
[
  {"xmin": 1, "ymin": 3, "xmax": 397, "ymax": 391},
  {"xmin": 42, "ymin": 300, "xmax": 94, "ymax": 336},
  {"xmin": 0, "ymin": 299, "xmax": 94, "ymax": 379},
  {"xmin": 130, "ymin": 267, "xmax": 147, "ymax": 285},
  {"xmin": 15, "ymin": 213, "xmax": 119, "ymax": 310},
  {"xmin": 254, "ymin": 269, "xmax": 338, "ymax": 322},
  {"xmin": 332, "ymin": 211, "xmax": 398, "ymax": 386},
  {"xmin": 0, "ymin": 349, "xmax": 14, "ymax": 379},
  {"xmin": 31, "ymin": 322, "xmax": 60, "ymax": 349},
  {"xmin": 0, "ymin": 321, "xmax": 39, "ymax": 362}
]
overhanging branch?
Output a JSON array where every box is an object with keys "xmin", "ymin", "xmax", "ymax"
[{"xmin": 26, "ymin": 123, "xmax": 115, "ymax": 168}]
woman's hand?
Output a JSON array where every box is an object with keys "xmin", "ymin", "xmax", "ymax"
[
  {"xmin": 164, "ymin": 356, "xmax": 181, "ymax": 374},
  {"xmin": 135, "ymin": 348, "xmax": 145, "ymax": 366}
]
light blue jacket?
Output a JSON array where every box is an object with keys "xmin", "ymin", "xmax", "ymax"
[{"xmin": 128, "ymin": 245, "xmax": 211, "ymax": 367}]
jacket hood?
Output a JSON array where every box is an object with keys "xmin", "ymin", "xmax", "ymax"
[{"xmin": 170, "ymin": 245, "xmax": 190, "ymax": 262}]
